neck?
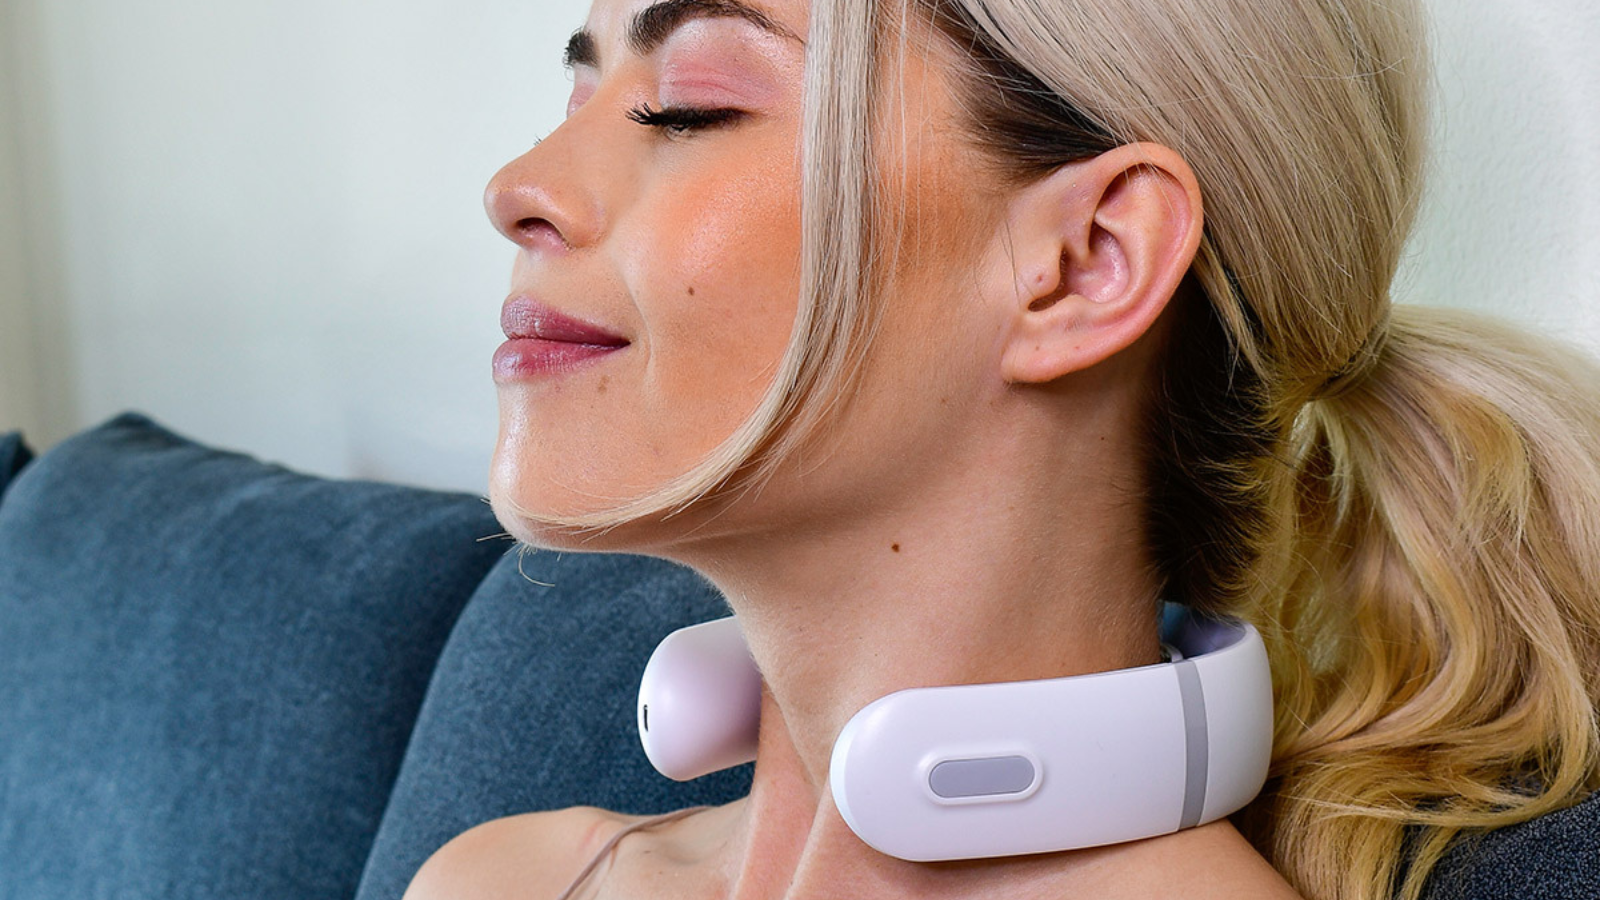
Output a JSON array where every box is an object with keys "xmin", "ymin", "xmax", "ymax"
[
  {"xmin": 685, "ymin": 467, "xmax": 1165, "ymax": 898},
  {"xmin": 704, "ymin": 499, "xmax": 1163, "ymax": 789},
  {"xmin": 661, "ymin": 378, "xmax": 1167, "ymax": 897},
  {"xmin": 673, "ymin": 439, "xmax": 1160, "ymax": 895}
]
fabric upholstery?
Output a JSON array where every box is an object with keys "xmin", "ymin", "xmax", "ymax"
[
  {"xmin": 0, "ymin": 412, "xmax": 508, "ymax": 900},
  {"xmin": 1422, "ymin": 789, "xmax": 1600, "ymax": 899},
  {"xmin": 354, "ymin": 549, "xmax": 752, "ymax": 900}
]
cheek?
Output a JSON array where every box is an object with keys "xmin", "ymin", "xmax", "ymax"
[
  {"xmin": 878, "ymin": 165, "xmax": 1004, "ymax": 377},
  {"xmin": 619, "ymin": 152, "xmax": 804, "ymax": 429},
  {"xmin": 771, "ymin": 140, "xmax": 1010, "ymax": 508}
]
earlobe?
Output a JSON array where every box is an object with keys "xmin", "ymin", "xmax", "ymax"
[{"xmin": 998, "ymin": 143, "xmax": 1204, "ymax": 385}]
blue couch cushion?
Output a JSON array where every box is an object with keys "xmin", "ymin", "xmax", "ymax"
[
  {"xmin": 0, "ymin": 412, "xmax": 509, "ymax": 900},
  {"xmin": 0, "ymin": 431, "xmax": 32, "ymax": 504},
  {"xmin": 355, "ymin": 550, "xmax": 752, "ymax": 900}
]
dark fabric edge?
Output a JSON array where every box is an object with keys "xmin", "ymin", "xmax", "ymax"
[{"xmin": 0, "ymin": 430, "xmax": 37, "ymax": 505}]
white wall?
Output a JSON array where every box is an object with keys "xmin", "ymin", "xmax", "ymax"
[
  {"xmin": 2, "ymin": 0, "xmax": 586, "ymax": 492},
  {"xmin": 1, "ymin": 1, "xmax": 1597, "ymax": 493},
  {"xmin": 1399, "ymin": 1, "xmax": 1600, "ymax": 337},
  {"xmin": 0, "ymin": 0, "xmax": 42, "ymax": 437}
]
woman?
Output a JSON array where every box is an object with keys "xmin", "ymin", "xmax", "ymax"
[{"xmin": 408, "ymin": 0, "xmax": 1600, "ymax": 897}]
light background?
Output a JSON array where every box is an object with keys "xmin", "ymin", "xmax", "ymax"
[{"xmin": 1, "ymin": 1, "xmax": 1597, "ymax": 495}]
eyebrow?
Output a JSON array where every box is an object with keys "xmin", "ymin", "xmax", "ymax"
[{"xmin": 563, "ymin": 0, "xmax": 801, "ymax": 69}]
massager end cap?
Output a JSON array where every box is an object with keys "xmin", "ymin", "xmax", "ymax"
[{"xmin": 638, "ymin": 617, "xmax": 762, "ymax": 781}]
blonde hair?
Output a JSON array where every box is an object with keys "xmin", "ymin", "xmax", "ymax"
[{"xmin": 511, "ymin": 1, "xmax": 1600, "ymax": 897}]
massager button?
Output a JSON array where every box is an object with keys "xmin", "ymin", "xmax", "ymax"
[{"xmin": 928, "ymin": 756, "xmax": 1037, "ymax": 800}]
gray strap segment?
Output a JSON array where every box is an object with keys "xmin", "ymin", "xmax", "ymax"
[{"xmin": 1174, "ymin": 658, "xmax": 1209, "ymax": 829}]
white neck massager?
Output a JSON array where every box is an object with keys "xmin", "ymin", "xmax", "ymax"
[{"xmin": 637, "ymin": 605, "xmax": 1272, "ymax": 862}]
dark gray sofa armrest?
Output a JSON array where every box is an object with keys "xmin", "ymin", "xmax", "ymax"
[{"xmin": 0, "ymin": 430, "xmax": 33, "ymax": 504}]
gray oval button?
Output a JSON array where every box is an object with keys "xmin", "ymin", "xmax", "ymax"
[{"xmin": 928, "ymin": 755, "xmax": 1037, "ymax": 799}]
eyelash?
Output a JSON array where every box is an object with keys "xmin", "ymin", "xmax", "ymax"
[{"xmin": 626, "ymin": 103, "xmax": 745, "ymax": 135}]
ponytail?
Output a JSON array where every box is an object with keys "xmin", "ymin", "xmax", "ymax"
[{"xmin": 1241, "ymin": 305, "xmax": 1600, "ymax": 900}]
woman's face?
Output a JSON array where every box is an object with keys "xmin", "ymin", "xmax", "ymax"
[{"xmin": 486, "ymin": 0, "xmax": 1009, "ymax": 548}]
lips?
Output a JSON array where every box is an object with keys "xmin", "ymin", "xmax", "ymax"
[
  {"xmin": 494, "ymin": 297, "xmax": 630, "ymax": 383},
  {"xmin": 500, "ymin": 297, "xmax": 629, "ymax": 347}
]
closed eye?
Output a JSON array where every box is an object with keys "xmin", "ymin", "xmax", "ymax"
[{"xmin": 626, "ymin": 103, "xmax": 746, "ymax": 135}]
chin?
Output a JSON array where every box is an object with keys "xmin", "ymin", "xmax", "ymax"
[
  {"xmin": 488, "ymin": 432, "xmax": 593, "ymax": 538},
  {"xmin": 485, "ymin": 428, "xmax": 749, "ymax": 557},
  {"xmin": 484, "ymin": 470, "xmax": 683, "ymax": 557},
  {"xmin": 489, "ymin": 421, "xmax": 658, "ymax": 544},
  {"xmin": 486, "ymin": 472, "xmax": 602, "ymax": 550}
]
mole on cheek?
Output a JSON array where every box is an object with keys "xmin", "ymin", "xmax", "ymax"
[
  {"xmin": 891, "ymin": 543, "xmax": 901, "ymax": 553},
  {"xmin": 687, "ymin": 286, "xmax": 696, "ymax": 296}
]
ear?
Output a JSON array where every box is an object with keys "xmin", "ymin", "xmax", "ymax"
[{"xmin": 996, "ymin": 143, "xmax": 1203, "ymax": 385}]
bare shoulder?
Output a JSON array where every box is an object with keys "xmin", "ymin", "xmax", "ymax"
[{"xmin": 403, "ymin": 806, "xmax": 636, "ymax": 900}]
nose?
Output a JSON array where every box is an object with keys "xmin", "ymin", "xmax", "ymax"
[{"xmin": 484, "ymin": 134, "xmax": 596, "ymax": 254}]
